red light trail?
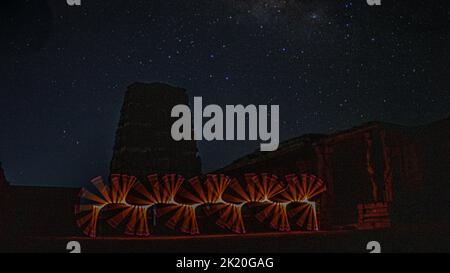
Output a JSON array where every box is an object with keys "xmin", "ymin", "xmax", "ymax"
[{"xmin": 75, "ymin": 173, "xmax": 326, "ymax": 238}]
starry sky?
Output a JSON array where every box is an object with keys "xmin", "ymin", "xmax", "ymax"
[{"xmin": 0, "ymin": 0, "xmax": 449, "ymax": 187}]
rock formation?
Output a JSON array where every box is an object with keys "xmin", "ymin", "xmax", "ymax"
[{"xmin": 110, "ymin": 82, "xmax": 201, "ymax": 179}]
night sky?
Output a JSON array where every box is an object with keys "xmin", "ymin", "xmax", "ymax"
[{"xmin": 0, "ymin": 0, "xmax": 449, "ymax": 187}]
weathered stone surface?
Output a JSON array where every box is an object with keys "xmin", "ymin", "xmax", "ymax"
[
  {"xmin": 220, "ymin": 118, "xmax": 450, "ymax": 228},
  {"xmin": 0, "ymin": 163, "xmax": 8, "ymax": 237}
]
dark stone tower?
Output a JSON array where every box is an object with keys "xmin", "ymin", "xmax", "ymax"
[{"xmin": 110, "ymin": 82, "xmax": 201, "ymax": 179}]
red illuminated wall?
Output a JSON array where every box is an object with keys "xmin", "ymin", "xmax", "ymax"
[{"xmin": 221, "ymin": 118, "xmax": 450, "ymax": 228}]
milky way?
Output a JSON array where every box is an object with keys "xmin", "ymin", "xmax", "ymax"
[{"xmin": 0, "ymin": 0, "xmax": 448, "ymax": 186}]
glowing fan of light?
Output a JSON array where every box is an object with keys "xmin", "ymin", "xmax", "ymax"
[
  {"xmin": 75, "ymin": 172, "xmax": 326, "ymax": 237},
  {"xmin": 75, "ymin": 175, "xmax": 136, "ymax": 237}
]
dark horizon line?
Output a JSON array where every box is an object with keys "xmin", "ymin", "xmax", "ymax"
[{"xmin": 1, "ymin": 114, "xmax": 449, "ymax": 188}]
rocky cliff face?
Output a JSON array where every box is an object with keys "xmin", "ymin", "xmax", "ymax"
[
  {"xmin": 219, "ymin": 117, "xmax": 450, "ymax": 227},
  {"xmin": 0, "ymin": 162, "xmax": 8, "ymax": 237},
  {"xmin": 0, "ymin": 163, "xmax": 7, "ymax": 188}
]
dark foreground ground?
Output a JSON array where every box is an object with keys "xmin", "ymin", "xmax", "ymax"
[{"xmin": 1, "ymin": 223, "xmax": 448, "ymax": 253}]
